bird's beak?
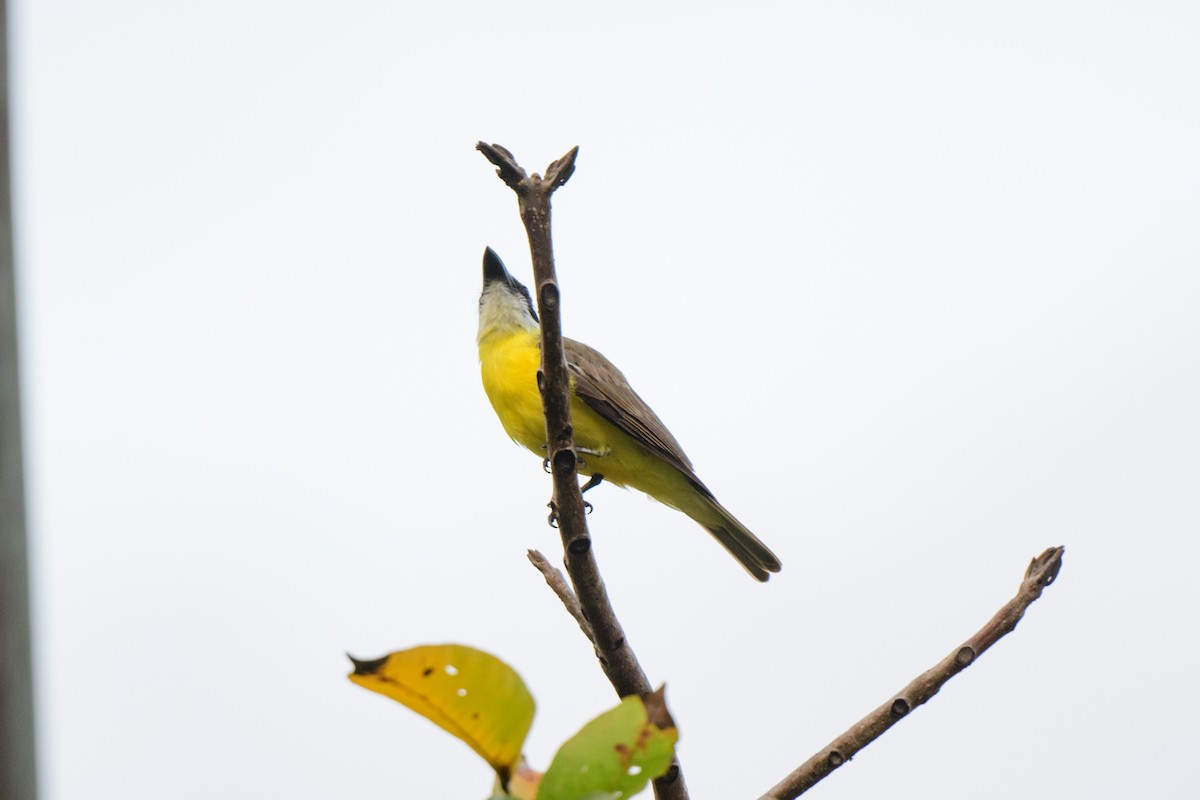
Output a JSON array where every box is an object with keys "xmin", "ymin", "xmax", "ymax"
[{"xmin": 482, "ymin": 247, "xmax": 518, "ymax": 290}]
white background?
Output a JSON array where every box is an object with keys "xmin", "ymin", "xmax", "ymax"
[{"xmin": 13, "ymin": 1, "xmax": 1199, "ymax": 798}]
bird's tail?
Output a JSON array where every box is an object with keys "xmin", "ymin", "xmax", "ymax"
[{"xmin": 693, "ymin": 496, "xmax": 782, "ymax": 582}]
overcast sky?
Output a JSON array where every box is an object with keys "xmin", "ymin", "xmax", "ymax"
[{"xmin": 12, "ymin": 2, "xmax": 1199, "ymax": 798}]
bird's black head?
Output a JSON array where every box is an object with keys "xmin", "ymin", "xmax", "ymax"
[{"xmin": 481, "ymin": 247, "xmax": 539, "ymax": 323}]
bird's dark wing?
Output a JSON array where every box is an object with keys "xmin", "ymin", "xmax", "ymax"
[{"xmin": 563, "ymin": 337, "xmax": 713, "ymax": 497}]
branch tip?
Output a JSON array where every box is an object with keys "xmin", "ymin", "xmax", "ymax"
[
  {"xmin": 643, "ymin": 684, "xmax": 676, "ymax": 730},
  {"xmin": 1024, "ymin": 546, "xmax": 1064, "ymax": 590},
  {"xmin": 528, "ymin": 549, "xmax": 593, "ymax": 645},
  {"xmin": 544, "ymin": 146, "xmax": 580, "ymax": 188},
  {"xmin": 476, "ymin": 141, "xmax": 526, "ymax": 189}
]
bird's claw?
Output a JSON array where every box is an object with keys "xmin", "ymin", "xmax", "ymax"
[
  {"xmin": 580, "ymin": 474, "xmax": 605, "ymax": 495},
  {"xmin": 547, "ymin": 501, "xmax": 559, "ymax": 528}
]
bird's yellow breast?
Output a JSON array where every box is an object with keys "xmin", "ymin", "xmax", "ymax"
[{"xmin": 479, "ymin": 329, "xmax": 548, "ymax": 454}]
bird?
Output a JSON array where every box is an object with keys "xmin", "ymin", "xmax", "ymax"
[{"xmin": 476, "ymin": 247, "xmax": 782, "ymax": 581}]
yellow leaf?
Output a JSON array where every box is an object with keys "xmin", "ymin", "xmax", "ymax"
[{"xmin": 349, "ymin": 644, "xmax": 535, "ymax": 781}]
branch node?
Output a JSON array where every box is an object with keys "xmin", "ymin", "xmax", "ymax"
[
  {"xmin": 539, "ymin": 282, "xmax": 560, "ymax": 312},
  {"xmin": 955, "ymin": 646, "xmax": 976, "ymax": 667},
  {"xmin": 552, "ymin": 448, "xmax": 577, "ymax": 477},
  {"xmin": 567, "ymin": 537, "xmax": 592, "ymax": 556},
  {"xmin": 890, "ymin": 698, "xmax": 910, "ymax": 718},
  {"xmin": 827, "ymin": 752, "xmax": 845, "ymax": 768}
]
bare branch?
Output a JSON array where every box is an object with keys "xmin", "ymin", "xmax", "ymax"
[
  {"xmin": 527, "ymin": 549, "xmax": 593, "ymax": 645},
  {"xmin": 480, "ymin": 142, "xmax": 688, "ymax": 800},
  {"xmin": 759, "ymin": 546, "xmax": 1066, "ymax": 800}
]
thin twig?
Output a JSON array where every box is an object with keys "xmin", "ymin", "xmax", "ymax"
[
  {"xmin": 759, "ymin": 546, "xmax": 1066, "ymax": 800},
  {"xmin": 527, "ymin": 549, "xmax": 594, "ymax": 645},
  {"xmin": 479, "ymin": 142, "xmax": 688, "ymax": 800}
]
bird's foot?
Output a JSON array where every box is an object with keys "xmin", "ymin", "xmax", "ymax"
[
  {"xmin": 580, "ymin": 474, "xmax": 605, "ymax": 494},
  {"xmin": 546, "ymin": 501, "xmax": 559, "ymax": 528},
  {"xmin": 580, "ymin": 474, "xmax": 603, "ymax": 514}
]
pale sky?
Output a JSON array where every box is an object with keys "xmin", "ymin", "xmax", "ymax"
[{"xmin": 12, "ymin": 2, "xmax": 1200, "ymax": 798}]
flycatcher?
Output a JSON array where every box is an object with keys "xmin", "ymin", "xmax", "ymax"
[{"xmin": 476, "ymin": 248, "xmax": 782, "ymax": 581}]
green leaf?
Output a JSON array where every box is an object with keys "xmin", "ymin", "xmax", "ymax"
[{"xmin": 538, "ymin": 695, "xmax": 678, "ymax": 800}]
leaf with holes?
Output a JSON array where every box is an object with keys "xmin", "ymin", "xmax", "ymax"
[
  {"xmin": 348, "ymin": 644, "xmax": 535, "ymax": 782},
  {"xmin": 537, "ymin": 694, "xmax": 678, "ymax": 800}
]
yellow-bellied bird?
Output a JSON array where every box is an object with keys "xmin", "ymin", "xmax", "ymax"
[{"xmin": 476, "ymin": 248, "xmax": 782, "ymax": 581}]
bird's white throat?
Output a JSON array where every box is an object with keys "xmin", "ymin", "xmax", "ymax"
[{"xmin": 477, "ymin": 282, "xmax": 539, "ymax": 345}]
